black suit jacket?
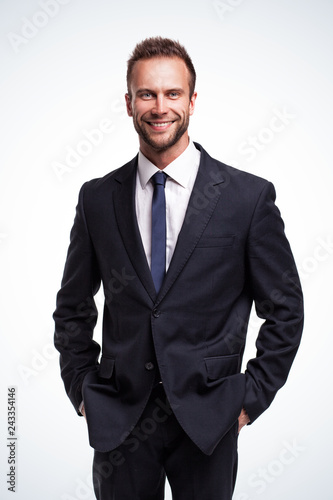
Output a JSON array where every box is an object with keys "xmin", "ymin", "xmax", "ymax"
[{"xmin": 53, "ymin": 143, "xmax": 303, "ymax": 455}]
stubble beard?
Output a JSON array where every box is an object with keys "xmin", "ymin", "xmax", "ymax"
[{"xmin": 133, "ymin": 114, "xmax": 190, "ymax": 152}]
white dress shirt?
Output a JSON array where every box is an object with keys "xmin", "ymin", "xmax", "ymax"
[{"xmin": 135, "ymin": 140, "xmax": 201, "ymax": 271}]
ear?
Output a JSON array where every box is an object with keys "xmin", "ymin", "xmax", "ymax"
[
  {"xmin": 189, "ymin": 91, "xmax": 197, "ymax": 116},
  {"xmin": 125, "ymin": 93, "xmax": 133, "ymax": 117}
]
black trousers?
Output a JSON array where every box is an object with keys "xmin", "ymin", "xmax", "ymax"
[{"xmin": 93, "ymin": 384, "xmax": 239, "ymax": 500}]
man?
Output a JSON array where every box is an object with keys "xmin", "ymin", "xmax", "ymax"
[{"xmin": 54, "ymin": 37, "xmax": 304, "ymax": 499}]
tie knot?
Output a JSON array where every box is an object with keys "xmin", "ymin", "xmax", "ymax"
[{"xmin": 151, "ymin": 171, "xmax": 167, "ymax": 187}]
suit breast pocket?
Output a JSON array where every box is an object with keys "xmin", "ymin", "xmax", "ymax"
[{"xmin": 196, "ymin": 236, "xmax": 235, "ymax": 248}]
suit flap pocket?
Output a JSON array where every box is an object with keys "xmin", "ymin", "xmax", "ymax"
[
  {"xmin": 204, "ymin": 354, "xmax": 240, "ymax": 380},
  {"xmin": 98, "ymin": 356, "xmax": 115, "ymax": 379}
]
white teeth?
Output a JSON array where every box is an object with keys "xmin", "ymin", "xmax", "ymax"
[{"xmin": 150, "ymin": 122, "xmax": 171, "ymax": 127}]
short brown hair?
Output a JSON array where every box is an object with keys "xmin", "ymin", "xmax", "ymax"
[{"xmin": 127, "ymin": 36, "xmax": 196, "ymax": 98}]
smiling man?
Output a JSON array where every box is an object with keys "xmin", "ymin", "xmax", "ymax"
[
  {"xmin": 125, "ymin": 55, "xmax": 195, "ymax": 163},
  {"xmin": 54, "ymin": 37, "xmax": 303, "ymax": 500}
]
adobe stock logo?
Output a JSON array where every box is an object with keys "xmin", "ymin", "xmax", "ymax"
[
  {"xmin": 234, "ymin": 439, "xmax": 306, "ymax": 499},
  {"xmin": 212, "ymin": 0, "xmax": 246, "ymax": 21},
  {"xmin": 52, "ymin": 118, "xmax": 115, "ymax": 181},
  {"xmin": 51, "ymin": 95, "xmax": 126, "ymax": 181},
  {"xmin": 248, "ymin": 439, "xmax": 306, "ymax": 494},
  {"xmin": 17, "ymin": 343, "xmax": 58, "ymax": 385},
  {"xmin": 7, "ymin": 0, "xmax": 71, "ymax": 54},
  {"xmin": 237, "ymin": 107, "xmax": 296, "ymax": 163}
]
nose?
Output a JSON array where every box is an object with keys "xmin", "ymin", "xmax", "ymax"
[{"xmin": 152, "ymin": 95, "xmax": 167, "ymax": 115}]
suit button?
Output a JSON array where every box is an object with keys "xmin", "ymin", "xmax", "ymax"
[
  {"xmin": 152, "ymin": 309, "xmax": 161, "ymax": 318},
  {"xmin": 145, "ymin": 362, "xmax": 154, "ymax": 371}
]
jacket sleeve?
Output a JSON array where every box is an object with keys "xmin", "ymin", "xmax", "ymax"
[
  {"xmin": 53, "ymin": 183, "xmax": 101, "ymax": 413},
  {"xmin": 243, "ymin": 181, "xmax": 304, "ymax": 423}
]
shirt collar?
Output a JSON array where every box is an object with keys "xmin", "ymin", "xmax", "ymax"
[{"xmin": 137, "ymin": 140, "xmax": 200, "ymax": 189}]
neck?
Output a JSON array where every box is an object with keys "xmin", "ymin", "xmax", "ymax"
[{"xmin": 139, "ymin": 134, "xmax": 189, "ymax": 170}]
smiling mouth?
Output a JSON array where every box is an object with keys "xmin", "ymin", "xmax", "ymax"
[{"xmin": 147, "ymin": 121, "xmax": 174, "ymax": 128}]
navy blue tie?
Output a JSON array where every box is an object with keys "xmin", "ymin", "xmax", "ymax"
[{"xmin": 151, "ymin": 171, "xmax": 168, "ymax": 293}]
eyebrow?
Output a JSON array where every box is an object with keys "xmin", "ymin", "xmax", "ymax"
[{"xmin": 136, "ymin": 87, "xmax": 185, "ymax": 95}]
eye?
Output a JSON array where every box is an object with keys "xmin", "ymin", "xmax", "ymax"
[
  {"xmin": 169, "ymin": 92, "xmax": 179, "ymax": 98},
  {"xmin": 141, "ymin": 92, "xmax": 153, "ymax": 99}
]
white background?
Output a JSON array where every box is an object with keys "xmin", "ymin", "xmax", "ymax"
[{"xmin": 0, "ymin": 0, "xmax": 332, "ymax": 499}]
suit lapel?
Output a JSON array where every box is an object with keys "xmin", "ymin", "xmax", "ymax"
[
  {"xmin": 156, "ymin": 144, "xmax": 225, "ymax": 304},
  {"xmin": 113, "ymin": 157, "xmax": 157, "ymax": 303},
  {"xmin": 113, "ymin": 145, "xmax": 226, "ymax": 305}
]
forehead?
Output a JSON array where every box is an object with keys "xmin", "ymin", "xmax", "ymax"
[{"xmin": 130, "ymin": 56, "xmax": 190, "ymax": 91}]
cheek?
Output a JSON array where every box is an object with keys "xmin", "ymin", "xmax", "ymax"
[
  {"xmin": 180, "ymin": 101, "xmax": 192, "ymax": 116},
  {"xmin": 134, "ymin": 104, "xmax": 148, "ymax": 119}
]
